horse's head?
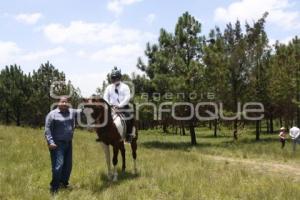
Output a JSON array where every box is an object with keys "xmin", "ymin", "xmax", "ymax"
[{"xmin": 81, "ymin": 97, "xmax": 111, "ymax": 127}]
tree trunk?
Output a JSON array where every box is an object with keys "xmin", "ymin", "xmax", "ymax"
[
  {"xmin": 214, "ymin": 119, "xmax": 217, "ymax": 137},
  {"xmin": 270, "ymin": 115, "xmax": 274, "ymax": 134},
  {"xmin": 259, "ymin": 120, "xmax": 262, "ymax": 133},
  {"xmin": 182, "ymin": 125, "xmax": 186, "ymax": 135},
  {"xmin": 162, "ymin": 122, "xmax": 168, "ymax": 133},
  {"xmin": 16, "ymin": 107, "xmax": 21, "ymax": 126},
  {"xmin": 297, "ymin": 63, "xmax": 300, "ymax": 127},
  {"xmin": 256, "ymin": 120, "xmax": 260, "ymax": 141},
  {"xmin": 279, "ymin": 117, "xmax": 282, "ymax": 129},
  {"xmin": 5, "ymin": 109, "xmax": 9, "ymax": 124},
  {"xmin": 189, "ymin": 121, "xmax": 197, "ymax": 145},
  {"xmin": 16, "ymin": 117, "xmax": 20, "ymax": 126},
  {"xmin": 233, "ymin": 119, "xmax": 238, "ymax": 140},
  {"xmin": 266, "ymin": 119, "xmax": 270, "ymax": 134}
]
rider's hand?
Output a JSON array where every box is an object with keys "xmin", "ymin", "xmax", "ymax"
[{"xmin": 48, "ymin": 143, "xmax": 57, "ymax": 150}]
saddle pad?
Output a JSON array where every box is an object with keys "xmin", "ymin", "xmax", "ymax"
[{"xmin": 113, "ymin": 113, "xmax": 127, "ymax": 139}]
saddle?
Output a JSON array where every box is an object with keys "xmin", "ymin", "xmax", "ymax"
[
  {"xmin": 94, "ymin": 106, "xmax": 136, "ymax": 143},
  {"xmin": 112, "ymin": 112, "xmax": 127, "ymax": 140}
]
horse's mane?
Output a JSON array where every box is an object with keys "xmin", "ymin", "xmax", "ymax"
[{"xmin": 98, "ymin": 98, "xmax": 112, "ymax": 117}]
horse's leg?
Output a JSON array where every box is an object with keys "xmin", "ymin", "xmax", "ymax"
[
  {"xmin": 112, "ymin": 144, "xmax": 119, "ymax": 182},
  {"xmin": 119, "ymin": 141, "xmax": 126, "ymax": 172},
  {"xmin": 131, "ymin": 138, "xmax": 138, "ymax": 174},
  {"xmin": 101, "ymin": 142, "xmax": 112, "ymax": 180}
]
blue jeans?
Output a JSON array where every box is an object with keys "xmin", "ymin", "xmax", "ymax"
[
  {"xmin": 292, "ymin": 137, "xmax": 300, "ymax": 152},
  {"xmin": 49, "ymin": 141, "xmax": 72, "ymax": 191}
]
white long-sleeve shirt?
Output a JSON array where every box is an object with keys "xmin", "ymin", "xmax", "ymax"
[
  {"xmin": 103, "ymin": 82, "xmax": 131, "ymax": 107},
  {"xmin": 289, "ymin": 126, "xmax": 300, "ymax": 139}
]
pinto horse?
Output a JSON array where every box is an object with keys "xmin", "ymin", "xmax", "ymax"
[{"xmin": 82, "ymin": 97, "xmax": 138, "ymax": 181}]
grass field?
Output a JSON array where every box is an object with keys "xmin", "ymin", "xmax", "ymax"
[{"xmin": 0, "ymin": 125, "xmax": 300, "ymax": 200}]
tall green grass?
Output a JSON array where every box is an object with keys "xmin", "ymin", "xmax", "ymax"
[{"xmin": 0, "ymin": 125, "xmax": 299, "ymax": 200}]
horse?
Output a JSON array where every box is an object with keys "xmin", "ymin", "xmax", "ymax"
[{"xmin": 82, "ymin": 97, "xmax": 138, "ymax": 181}]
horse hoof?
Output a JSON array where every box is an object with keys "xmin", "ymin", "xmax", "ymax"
[
  {"xmin": 113, "ymin": 176, "xmax": 118, "ymax": 182},
  {"xmin": 107, "ymin": 173, "xmax": 113, "ymax": 181}
]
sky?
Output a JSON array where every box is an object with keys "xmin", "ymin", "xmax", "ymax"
[{"xmin": 0, "ymin": 0, "xmax": 299, "ymax": 96}]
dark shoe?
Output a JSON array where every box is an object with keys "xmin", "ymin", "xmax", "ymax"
[
  {"xmin": 50, "ymin": 188, "xmax": 58, "ymax": 195},
  {"xmin": 95, "ymin": 138, "xmax": 101, "ymax": 142},
  {"xmin": 59, "ymin": 182, "xmax": 72, "ymax": 190}
]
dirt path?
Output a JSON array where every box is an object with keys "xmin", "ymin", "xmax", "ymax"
[{"xmin": 203, "ymin": 154, "xmax": 300, "ymax": 181}]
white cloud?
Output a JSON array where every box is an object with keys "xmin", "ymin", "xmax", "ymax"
[
  {"xmin": 71, "ymin": 44, "xmax": 144, "ymax": 96},
  {"xmin": 281, "ymin": 36, "xmax": 295, "ymax": 44},
  {"xmin": 15, "ymin": 12, "xmax": 42, "ymax": 25},
  {"xmin": 0, "ymin": 41, "xmax": 21, "ymax": 64},
  {"xmin": 73, "ymin": 44, "xmax": 144, "ymax": 96},
  {"xmin": 77, "ymin": 50, "xmax": 86, "ymax": 57},
  {"xmin": 68, "ymin": 73, "xmax": 107, "ymax": 96},
  {"xmin": 269, "ymin": 38, "xmax": 277, "ymax": 46},
  {"xmin": 41, "ymin": 20, "xmax": 153, "ymax": 95},
  {"xmin": 0, "ymin": 40, "xmax": 65, "ymax": 66},
  {"xmin": 76, "ymin": 43, "xmax": 144, "ymax": 82},
  {"xmin": 78, "ymin": 43, "xmax": 142, "ymax": 65},
  {"xmin": 21, "ymin": 47, "xmax": 65, "ymax": 61},
  {"xmin": 146, "ymin": 13, "xmax": 156, "ymax": 24},
  {"xmin": 214, "ymin": 0, "xmax": 300, "ymax": 30},
  {"xmin": 107, "ymin": 0, "xmax": 143, "ymax": 15},
  {"xmin": 43, "ymin": 21, "xmax": 155, "ymax": 45},
  {"xmin": 270, "ymin": 35, "xmax": 296, "ymax": 46}
]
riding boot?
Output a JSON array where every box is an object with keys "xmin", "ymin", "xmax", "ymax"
[{"xmin": 125, "ymin": 119, "xmax": 133, "ymax": 143}]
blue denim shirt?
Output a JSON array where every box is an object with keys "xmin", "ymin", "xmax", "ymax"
[{"xmin": 45, "ymin": 108, "xmax": 81, "ymax": 145}]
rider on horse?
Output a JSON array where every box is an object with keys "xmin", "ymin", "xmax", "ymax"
[{"xmin": 103, "ymin": 66, "xmax": 134, "ymax": 143}]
